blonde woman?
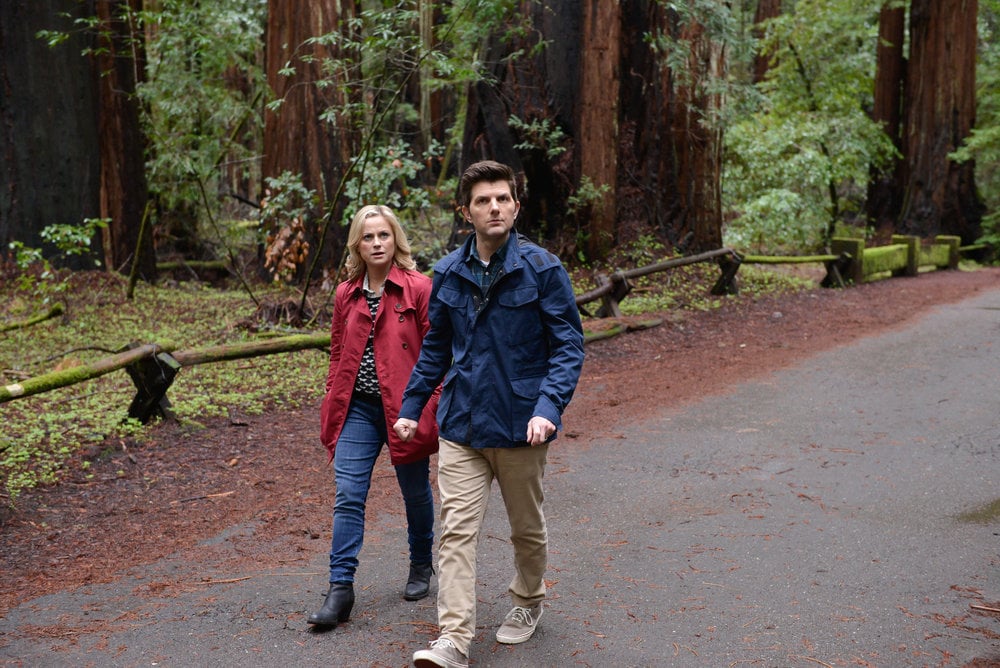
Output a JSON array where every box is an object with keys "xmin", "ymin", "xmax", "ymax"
[{"xmin": 309, "ymin": 205, "xmax": 439, "ymax": 628}]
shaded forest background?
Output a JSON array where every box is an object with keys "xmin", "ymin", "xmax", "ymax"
[{"xmin": 1, "ymin": 0, "xmax": 997, "ymax": 293}]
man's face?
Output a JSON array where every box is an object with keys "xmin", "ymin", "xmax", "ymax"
[{"xmin": 463, "ymin": 180, "xmax": 520, "ymax": 244}]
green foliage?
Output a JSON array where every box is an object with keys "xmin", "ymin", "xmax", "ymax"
[
  {"xmin": 723, "ymin": 0, "xmax": 896, "ymax": 254},
  {"xmin": 6, "ymin": 218, "xmax": 108, "ymax": 302},
  {"xmin": 509, "ymin": 115, "xmax": 567, "ymax": 159},
  {"xmin": 137, "ymin": 0, "xmax": 267, "ymax": 213},
  {"xmin": 0, "ymin": 277, "xmax": 325, "ymax": 504}
]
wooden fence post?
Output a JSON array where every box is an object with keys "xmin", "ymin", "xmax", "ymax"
[
  {"xmin": 891, "ymin": 235, "xmax": 920, "ymax": 276},
  {"xmin": 830, "ymin": 238, "xmax": 865, "ymax": 285},
  {"xmin": 936, "ymin": 235, "xmax": 961, "ymax": 269}
]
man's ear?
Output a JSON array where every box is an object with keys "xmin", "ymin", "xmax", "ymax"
[{"xmin": 461, "ymin": 206, "xmax": 471, "ymax": 222}]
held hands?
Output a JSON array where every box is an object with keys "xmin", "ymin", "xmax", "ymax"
[
  {"xmin": 393, "ymin": 417, "xmax": 419, "ymax": 442},
  {"xmin": 526, "ymin": 416, "xmax": 556, "ymax": 446},
  {"xmin": 395, "ymin": 415, "xmax": 554, "ymax": 445}
]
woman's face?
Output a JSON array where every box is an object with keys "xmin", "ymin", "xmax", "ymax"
[{"xmin": 359, "ymin": 214, "xmax": 396, "ymax": 272}]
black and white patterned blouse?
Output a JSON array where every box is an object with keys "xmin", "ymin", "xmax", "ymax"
[{"xmin": 352, "ymin": 278, "xmax": 382, "ymax": 398}]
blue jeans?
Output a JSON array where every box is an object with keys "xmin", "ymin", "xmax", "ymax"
[{"xmin": 328, "ymin": 396, "xmax": 434, "ymax": 584}]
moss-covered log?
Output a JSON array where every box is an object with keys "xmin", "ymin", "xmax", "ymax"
[
  {"xmin": 0, "ymin": 303, "xmax": 65, "ymax": 333},
  {"xmin": 170, "ymin": 334, "xmax": 330, "ymax": 367},
  {"xmin": 1, "ymin": 343, "xmax": 172, "ymax": 404}
]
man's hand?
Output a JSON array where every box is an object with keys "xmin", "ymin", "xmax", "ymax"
[
  {"xmin": 393, "ymin": 417, "xmax": 419, "ymax": 442},
  {"xmin": 526, "ymin": 416, "xmax": 556, "ymax": 446}
]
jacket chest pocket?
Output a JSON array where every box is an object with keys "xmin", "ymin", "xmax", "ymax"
[
  {"xmin": 497, "ymin": 285, "xmax": 544, "ymax": 348},
  {"xmin": 438, "ymin": 284, "xmax": 472, "ymax": 332}
]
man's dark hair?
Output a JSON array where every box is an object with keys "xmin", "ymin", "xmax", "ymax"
[{"xmin": 458, "ymin": 160, "xmax": 518, "ymax": 207}]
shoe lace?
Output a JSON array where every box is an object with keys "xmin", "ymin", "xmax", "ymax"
[
  {"xmin": 429, "ymin": 638, "xmax": 457, "ymax": 650},
  {"xmin": 508, "ymin": 606, "xmax": 535, "ymax": 625}
]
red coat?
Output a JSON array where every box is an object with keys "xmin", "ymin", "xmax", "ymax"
[{"xmin": 320, "ymin": 264, "xmax": 439, "ymax": 465}]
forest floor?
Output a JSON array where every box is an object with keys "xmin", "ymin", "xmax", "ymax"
[{"xmin": 2, "ymin": 264, "xmax": 999, "ymax": 623}]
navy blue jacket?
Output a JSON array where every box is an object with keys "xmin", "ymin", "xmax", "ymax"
[{"xmin": 399, "ymin": 233, "xmax": 585, "ymax": 448}]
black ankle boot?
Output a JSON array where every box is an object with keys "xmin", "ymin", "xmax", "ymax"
[
  {"xmin": 307, "ymin": 583, "xmax": 355, "ymax": 627},
  {"xmin": 403, "ymin": 562, "xmax": 434, "ymax": 601}
]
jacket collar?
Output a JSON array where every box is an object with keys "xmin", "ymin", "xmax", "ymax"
[
  {"xmin": 459, "ymin": 232, "xmax": 523, "ymax": 275},
  {"xmin": 347, "ymin": 263, "xmax": 407, "ymax": 298}
]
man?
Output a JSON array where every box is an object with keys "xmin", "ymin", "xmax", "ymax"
[{"xmin": 393, "ymin": 159, "xmax": 585, "ymax": 668}]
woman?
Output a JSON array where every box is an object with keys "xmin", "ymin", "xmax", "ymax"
[{"xmin": 309, "ymin": 204, "xmax": 439, "ymax": 629}]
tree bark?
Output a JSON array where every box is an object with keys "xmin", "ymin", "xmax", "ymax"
[
  {"xmin": 898, "ymin": 0, "xmax": 983, "ymax": 242},
  {"xmin": 94, "ymin": 0, "xmax": 157, "ymax": 280},
  {"xmin": 865, "ymin": 2, "xmax": 906, "ymax": 235},
  {"xmin": 579, "ymin": 0, "xmax": 621, "ymax": 259},
  {"xmin": 618, "ymin": 1, "xmax": 723, "ymax": 255},
  {"xmin": 262, "ymin": 0, "xmax": 358, "ymax": 278},
  {"xmin": 0, "ymin": 0, "xmax": 101, "ymax": 259},
  {"xmin": 460, "ymin": 0, "xmax": 579, "ymax": 250}
]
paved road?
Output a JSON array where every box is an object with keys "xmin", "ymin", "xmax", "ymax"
[{"xmin": 3, "ymin": 286, "xmax": 999, "ymax": 667}]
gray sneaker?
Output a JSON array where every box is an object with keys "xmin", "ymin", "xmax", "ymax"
[
  {"xmin": 413, "ymin": 637, "xmax": 468, "ymax": 668},
  {"xmin": 495, "ymin": 603, "xmax": 542, "ymax": 644}
]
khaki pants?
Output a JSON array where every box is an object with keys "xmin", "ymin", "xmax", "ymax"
[{"xmin": 435, "ymin": 437, "xmax": 549, "ymax": 655}]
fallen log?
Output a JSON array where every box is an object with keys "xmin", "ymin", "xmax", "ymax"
[
  {"xmin": 0, "ymin": 302, "xmax": 65, "ymax": 333},
  {"xmin": 1, "ymin": 343, "xmax": 173, "ymax": 404},
  {"xmin": 0, "ymin": 334, "xmax": 330, "ymax": 408},
  {"xmin": 169, "ymin": 333, "xmax": 329, "ymax": 367}
]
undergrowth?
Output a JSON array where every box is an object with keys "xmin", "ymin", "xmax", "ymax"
[{"xmin": 0, "ymin": 272, "xmax": 327, "ymax": 504}]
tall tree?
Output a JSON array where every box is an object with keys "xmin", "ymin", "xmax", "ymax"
[
  {"xmin": 262, "ymin": 0, "xmax": 358, "ymax": 279},
  {"xmin": 865, "ymin": 2, "xmax": 906, "ymax": 235},
  {"xmin": 898, "ymin": 0, "xmax": 984, "ymax": 241},
  {"xmin": 0, "ymin": 0, "xmax": 100, "ymax": 258},
  {"xmin": 578, "ymin": 0, "xmax": 622, "ymax": 258},
  {"xmin": 94, "ymin": 0, "xmax": 157, "ymax": 280},
  {"xmin": 618, "ymin": 0, "xmax": 725, "ymax": 254}
]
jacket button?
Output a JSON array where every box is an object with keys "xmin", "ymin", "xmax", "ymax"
[
  {"xmin": 402, "ymin": 342, "xmax": 408, "ymax": 349},
  {"xmin": 398, "ymin": 315, "xmax": 405, "ymax": 322}
]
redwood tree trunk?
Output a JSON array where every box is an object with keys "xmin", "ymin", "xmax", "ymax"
[
  {"xmin": 865, "ymin": 3, "xmax": 906, "ymax": 235},
  {"xmin": 460, "ymin": 0, "xmax": 579, "ymax": 251},
  {"xmin": 579, "ymin": 0, "xmax": 621, "ymax": 259},
  {"xmin": 898, "ymin": 0, "xmax": 983, "ymax": 242},
  {"xmin": 0, "ymin": 0, "xmax": 101, "ymax": 259},
  {"xmin": 262, "ymin": 0, "xmax": 358, "ymax": 277},
  {"xmin": 671, "ymin": 16, "xmax": 724, "ymax": 252},
  {"xmin": 618, "ymin": 0, "xmax": 723, "ymax": 254},
  {"xmin": 95, "ymin": 0, "xmax": 156, "ymax": 280}
]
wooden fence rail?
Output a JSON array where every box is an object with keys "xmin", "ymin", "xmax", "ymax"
[{"xmin": 576, "ymin": 247, "xmax": 742, "ymax": 317}]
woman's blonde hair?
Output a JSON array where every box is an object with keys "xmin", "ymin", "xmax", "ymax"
[{"xmin": 344, "ymin": 204, "xmax": 416, "ymax": 280}]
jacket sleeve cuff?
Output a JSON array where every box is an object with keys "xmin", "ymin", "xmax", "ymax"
[{"xmin": 533, "ymin": 394, "xmax": 562, "ymax": 429}]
